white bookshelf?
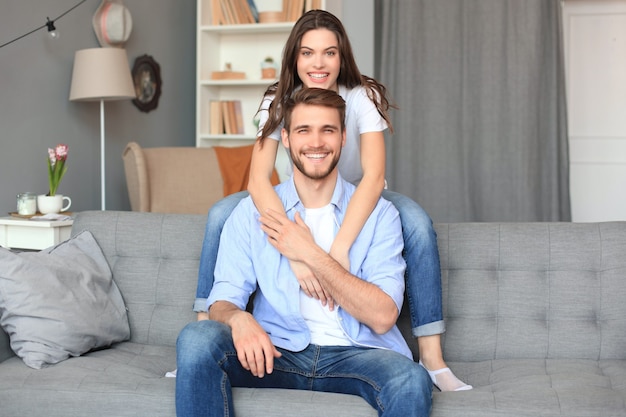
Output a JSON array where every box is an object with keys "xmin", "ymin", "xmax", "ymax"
[
  {"xmin": 196, "ymin": 1, "xmax": 325, "ymax": 180},
  {"xmin": 197, "ymin": 3, "xmax": 291, "ymax": 147}
]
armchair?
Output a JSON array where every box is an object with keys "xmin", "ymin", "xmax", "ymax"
[{"xmin": 122, "ymin": 142, "xmax": 237, "ymax": 214}]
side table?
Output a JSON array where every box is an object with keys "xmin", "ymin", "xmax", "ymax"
[{"xmin": 0, "ymin": 217, "xmax": 73, "ymax": 251}]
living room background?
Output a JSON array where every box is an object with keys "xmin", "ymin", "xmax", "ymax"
[
  {"xmin": 0, "ymin": 0, "xmax": 623, "ymax": 222},
  {"xmin": 0, "ymin": 0, "xmax": 370, "ymax": 215},
  {"xmin": 0, "ymin": 0, "xmax": 196, "ymax": 214}
]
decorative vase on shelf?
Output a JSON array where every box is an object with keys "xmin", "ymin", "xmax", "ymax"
[{"xmin": 37, "ymin": 194, "xmax": 72, "ymax": 215}]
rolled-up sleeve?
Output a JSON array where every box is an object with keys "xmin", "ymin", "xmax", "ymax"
[{"xmin": 350, "ymin": 199, "xmax": 406, "ymax": 313}]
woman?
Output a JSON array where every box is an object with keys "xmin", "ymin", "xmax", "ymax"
[{"xmin": 195, "ymin": 9, "xmax": 471, "ymax": 392}]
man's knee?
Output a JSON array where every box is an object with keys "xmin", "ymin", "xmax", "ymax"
[
  {"xmin": 177, "ymin": 321, "xmax": 231, "ymax": 365},
  {"xmin": 386, "ymin": 360, "xmax": 432, "ymax": 397}
]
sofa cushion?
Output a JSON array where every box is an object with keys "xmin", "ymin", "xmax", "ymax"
[
  {"xmin": 431, "ymin": 359, "xmax": 626, "ymax": 417},
  {"xmin": 70, "ymin": 211, "xmax": 201, "ymax": 347},
  {"xmin": 0, "ymin": 231, "xmax": 130, "ymax": 369}
]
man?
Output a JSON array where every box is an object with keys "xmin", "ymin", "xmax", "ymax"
[{"xmin": 176, "ymin": 88, "xmax": 432, "ymax": 417}]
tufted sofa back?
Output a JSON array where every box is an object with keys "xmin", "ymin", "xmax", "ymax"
[
  {"xmin": 435, "ymin": 222, "xmax": 626, "ymax": 362},
  {"xmin": 71, "ymin": 211, "xmax": 204, "ymax": 346},
  {"xmin": 70, "ymin": 211, "xmax": 626, "ymax": 362}
]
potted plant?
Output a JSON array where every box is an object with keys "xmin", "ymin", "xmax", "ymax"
[{"xmin": 261, "ymin": 56, "xmax": 277, "ymax": 79}]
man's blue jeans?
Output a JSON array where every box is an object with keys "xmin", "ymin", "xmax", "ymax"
[
  {"xmin": 194, "ymin": 190, "xmax": 444, "ymax": 337},
  {"xmin": 176, "ymin": 321, "xmax": 432, "ymax": 417}
]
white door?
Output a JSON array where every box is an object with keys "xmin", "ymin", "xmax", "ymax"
[{"xmin": 562, "ymin": 0, "xmax": 626, "ymax": 221}]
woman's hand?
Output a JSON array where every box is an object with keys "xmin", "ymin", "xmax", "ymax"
[
  {"xmin": 260, "ymin": 209, "xmax": 336, "ymax": 310},
  {"xmin": 289, "ymin": 260, "xmax": 335, "ymax": 310}
]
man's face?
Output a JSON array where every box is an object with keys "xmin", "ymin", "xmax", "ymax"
[{"xmin": 282, "ymin": 104, "xmax": 345, "ymax": 180}]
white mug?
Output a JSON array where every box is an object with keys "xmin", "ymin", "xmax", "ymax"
[{"xmin": 37, "ymin": 194, "xmax": 72, "ymax": 215}]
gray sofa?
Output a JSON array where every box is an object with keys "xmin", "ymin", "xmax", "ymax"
[{"xmin": 1, "ymin": 210, "xmax": 625, "ymax": 417}]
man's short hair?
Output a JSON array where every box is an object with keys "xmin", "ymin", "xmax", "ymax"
[{"xmin": 283, "ymin": 88, "xmax": 346, "ymax": 133}]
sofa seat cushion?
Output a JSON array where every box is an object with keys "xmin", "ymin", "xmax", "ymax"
[
  {"xmin": 0, "ymin": 342, "xmax": 177, "ymax": 417},
  {"xmin": 431, "ymin": 359, "xmax": 626, "ymax": 417},
  {"xmin": 232, "ymin": 388, "xmax": 377, "ymax": 417},
  {"xmin": 0, "ymin": 340, "xmax": 379, "ymax": 417}
]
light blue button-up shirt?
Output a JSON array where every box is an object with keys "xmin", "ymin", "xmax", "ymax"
[{"xmin": 208, "ymin": 174, "xmax": 412, "ymax": 359}]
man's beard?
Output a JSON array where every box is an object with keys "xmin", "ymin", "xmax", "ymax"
[{"xmin": 289, "ymin": 146, "xmax": 340, "ymax": 180}]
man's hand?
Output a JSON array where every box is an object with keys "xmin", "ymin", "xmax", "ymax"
[
  {"xmin": 261, "ymin": 209, "xmax": 335, "ymax": 310},
  {"xmin": 220, "ymin": 308, "xmax": 281, "ymax": 378}
]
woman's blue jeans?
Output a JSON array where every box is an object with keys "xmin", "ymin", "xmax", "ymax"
[
  {"xmin": 175, "ymin": 320, "xmax": 432, "ymax": 417},
  {"xmin": 194, "ymin": 190, "xmax": 444, "ymax": 337}
]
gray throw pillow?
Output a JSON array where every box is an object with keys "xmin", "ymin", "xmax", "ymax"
[{"xmin": 0, "ymin": 231, "xmax": 130, "ymax": 369}]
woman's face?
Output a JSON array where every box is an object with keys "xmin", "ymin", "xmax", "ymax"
[{"xmin": 296, "ymin": 29, "xmax": 340, "ymax": 92}]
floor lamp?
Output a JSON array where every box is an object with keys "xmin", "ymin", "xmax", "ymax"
[{"xmin": 69, "ymin": 48, "xmax": 135, "ymax": 210}]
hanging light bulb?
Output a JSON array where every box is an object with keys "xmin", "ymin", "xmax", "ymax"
[{"xmin": 46, "ymin": 17, "xmax": 59, "ymax": 40}]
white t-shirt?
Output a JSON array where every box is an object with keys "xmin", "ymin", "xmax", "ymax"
[
  {"xmin": 300, "ymin": 204, "xmax": 351, "ymax": 346},
  {"xmin": 258, "ymin": 85, "xmax": 388, "ymax": 185}
]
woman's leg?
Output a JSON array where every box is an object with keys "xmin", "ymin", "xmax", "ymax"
[
  {"xmin": 381, "ymin": 190, "xmax": 443, "ymax": 335},
  {"xmin": 194, "ymin": 191, "xmax": 248, "ymax": 318},
  {"xmin": 382, "ymin": 190, "xmax": 471, "ymax": 391}
]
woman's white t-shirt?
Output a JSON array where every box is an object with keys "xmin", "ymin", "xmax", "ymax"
[{"xmin": 257, "ymin": 85, "xmax": 388, "ymax": 185}]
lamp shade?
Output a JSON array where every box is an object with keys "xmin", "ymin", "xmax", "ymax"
[{"xmin": 69, "ymin": 48, "xmax": 135, "ymax": 101}]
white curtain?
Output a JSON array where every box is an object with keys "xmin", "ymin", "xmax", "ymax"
[{"xmin": 376, "ymin": 0, "xmax": 571, "ymax": 222}]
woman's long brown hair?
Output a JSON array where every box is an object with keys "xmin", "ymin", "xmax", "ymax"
[{"xmin": 258, "ymin": 10, "xmax": 394, "ymax": 145}]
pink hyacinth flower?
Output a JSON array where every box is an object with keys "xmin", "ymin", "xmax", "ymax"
[
  {"xmin": 48, "ymin": 148, "xmax": 56, "ymax": 166},
  {"xmin": 55, "ymin": 144, "xmax": 69, "ymax": 161}
]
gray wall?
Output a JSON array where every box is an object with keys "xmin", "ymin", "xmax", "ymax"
[
  {"xmin": 0, "ymin": 0, "xmax": 369, "ymax": 215},
  {"xmin": 0, "ymin": 0, "xmax": 196, "ymax": 214}
]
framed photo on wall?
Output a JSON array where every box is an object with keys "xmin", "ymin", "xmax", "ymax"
[{"xmin": 131, "ymin": 54, "xmax": 162, "ymax": 113}]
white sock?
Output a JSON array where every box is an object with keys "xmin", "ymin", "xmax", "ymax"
[{"xmin": 419, "ymin": 361, "xmax": 473, "ymax": 392}]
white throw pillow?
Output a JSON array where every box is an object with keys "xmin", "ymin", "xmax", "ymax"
[{"xmin": 0, "ymin": 231, "xmax": 130, "ymax": 369}]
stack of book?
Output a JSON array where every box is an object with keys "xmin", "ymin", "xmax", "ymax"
[
  {"xmin": 211, "ymin": 0, "xmax": 323, "ymax": 25},
  {"xmin": 284, "ymin": 0, "xmax": 324, "ymax": 22},
  {"xmin": 211, "ymin": 0, "xmax": 256, "ymax": 25},
  {"xmin": 210, "ymin": 100, "xmax": 245, "ymax": 135}
]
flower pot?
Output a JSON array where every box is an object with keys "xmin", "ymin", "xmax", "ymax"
[
  {"xmin": 261, "ymin": 67, "xmax": 276, "ymax": 79},
  {"xmin": 37, "ymin": 195, "xmax": 72, "ymax": 214}
]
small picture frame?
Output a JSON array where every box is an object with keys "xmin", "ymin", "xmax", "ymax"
[{"xmin": 131, "ymin": 54, "xmax": 162, "ymax": 113}]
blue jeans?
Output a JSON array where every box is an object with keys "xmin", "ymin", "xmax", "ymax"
[
  {"xmin": 381, "ymin": 190, "xmax": 444, "ymax": 337},
  {"xmin": 175, "ymin": 321, "xmax": 432, "ymax": 417},
  {"xmin": 194, "ymin": 190, "xmax": 444, "ymax": 337}
]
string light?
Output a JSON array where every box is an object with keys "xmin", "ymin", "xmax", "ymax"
[
  {"xmin": 0, "ymin": 0, "xmax": 87, "ymax": 49},
  {"xmin": 46, "ymin": 17, "xmax": 60, "ymax": 40}
]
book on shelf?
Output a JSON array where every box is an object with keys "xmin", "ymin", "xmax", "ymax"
[
  {"xmin": 305, "ymin": 0, "xmax": 323, "ymax": 12},
  {"xmin": 209, "ymin": 101, "xmax": 223, "ymax": 135},
  {"xmin": 234, "ymin": 0, "xmax": 255, "ymax": 24},
  {"xmin": 221, "ymin": 101, "xmax": 234, "ymax": 134},
  {"xmin": 209, "ymin": 0, "xmax": 320, "ymax": 26},
  {"xmin": 284, "ymin": 0, "xmax": 305, "ymax": 21},
  {"xmin": 233, "ymin": 100, "xmax": 244, "ymax": 134},
  {"xmin": 220, "ymin": 0, "xmax": 236, "ymax": 24},
  {"xmin": 212, "ymin": 0, "xmax": 256, "ymax": 25},
  {"xmin": 210, "ymin": 0, "xmax": 222, "ymax": 25},
  {"xmin": 211, "ymin": 100, "xmax": 245, "ymax": 135},
  {"xmin": 247, "ymin": 0, "xmax": 259, "ymax": 22}
]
